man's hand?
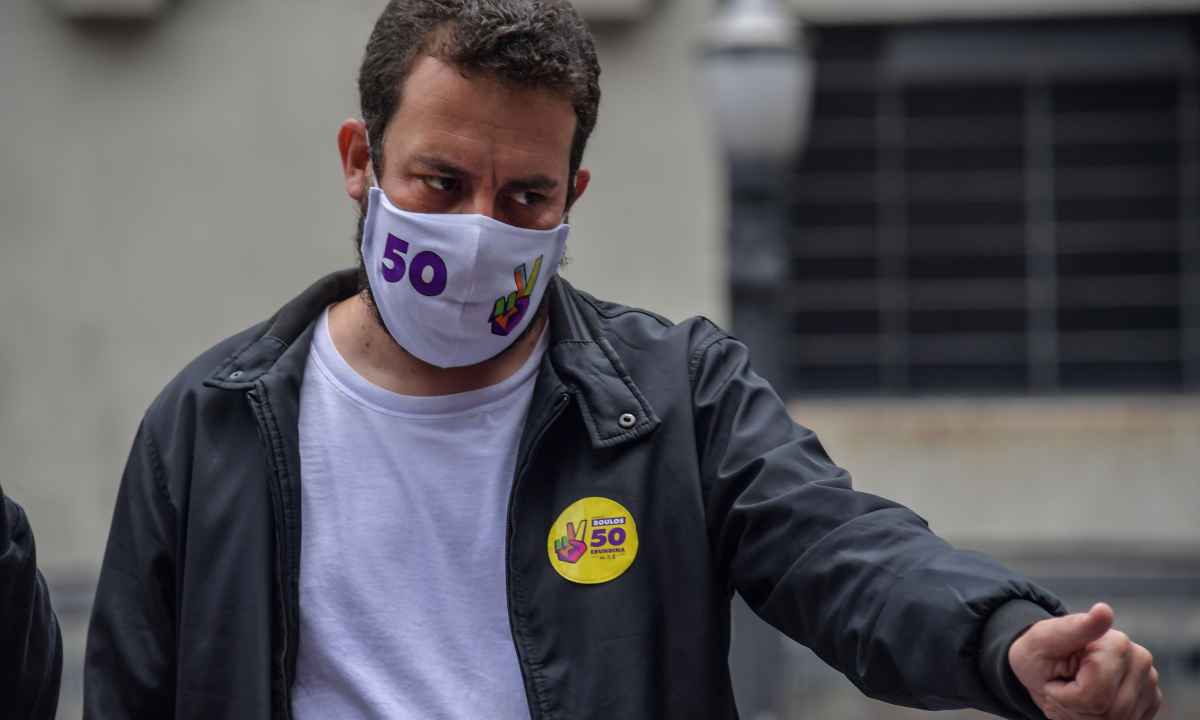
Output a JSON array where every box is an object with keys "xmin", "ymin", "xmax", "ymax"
[{"xmin": 1010, "ymin": 603, "xmax": 1162, "ymax": 720}]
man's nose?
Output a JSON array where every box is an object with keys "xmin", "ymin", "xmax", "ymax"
[{"xmin": 463, "ymin": 191, "xmax": 497, "ymax": 220}]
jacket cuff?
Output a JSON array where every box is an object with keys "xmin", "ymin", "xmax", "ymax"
[{"xmin": 979, "ymin": 599, "xmax": 1055, "ymax": 720}]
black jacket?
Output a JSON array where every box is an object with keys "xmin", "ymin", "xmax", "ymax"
[
  {"xmin": 1, "ymin": 484, "xmax": 62, "ymax": 720},
  {"xmin": 85, "ymin": 270, "xmax": 1064, "ymax": 719}
]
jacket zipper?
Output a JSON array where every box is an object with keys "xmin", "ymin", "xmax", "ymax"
[
  {"xmin": 248, "ymin": 387, "xmax": 295, "ymax": 720},
  {"xmin": 506, "ymin": 392, "xmax": 570, "ymax": 720}
]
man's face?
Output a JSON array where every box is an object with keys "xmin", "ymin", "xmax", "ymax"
[{"xmin": 353, "ymin": 54, "xmax": 585, "ymax": 229}]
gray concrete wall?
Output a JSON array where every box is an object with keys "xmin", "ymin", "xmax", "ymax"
[
  {"xmin": 792, "ymin": 397, "xmax": 1200, "ymax": 547},
  {"xmin": 0, "ymin": 0, "xmax": 725, "ymax": 576}
]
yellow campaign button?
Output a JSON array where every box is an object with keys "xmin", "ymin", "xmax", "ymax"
[{"xmin": 547, "ymin": 496, "xmax": 639, "ymax": 585}]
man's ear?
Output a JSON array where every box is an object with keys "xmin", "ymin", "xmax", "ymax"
[
  {"xmin": 567, "ymin": 167, "xmax": 591, "ymax": 214},
  {"xmin": 337, "ymin": 118, "xmax": 371, "ymax": 204}
]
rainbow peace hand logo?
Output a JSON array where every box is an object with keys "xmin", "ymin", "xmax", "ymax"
[
  {"xmin": 490, "ymin": 255, "xmax": 544, "ymax": 336},
  {"xmin": 553, "ymin": 519, "xmax": 588, "ymax": 564}
]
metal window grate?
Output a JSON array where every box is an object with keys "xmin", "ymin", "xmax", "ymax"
[{"xmin": 774, "ymin": 17, "xmax": 1200, "ymax": 394}]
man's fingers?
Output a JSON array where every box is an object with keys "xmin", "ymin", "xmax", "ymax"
[
  {"xmin": 1043, "ymin": 628, "xmax": 1131, "ymax": 714},
  {"xmin": 1130, "ymin": 646, "xmax": 1162, "ymax": 720},
  {"xmin": 1141, "ymin": 686, "xmax": 1163, "ymax": 720},
  {"xmin": 1052, "ymin": 653, "xmax": 1080, "ymax": 680},
  {"xmin": 1134, "ymin": 688, "xmax": 1162, "ymax": 720},
  {"xmin": 1034, "ymin": 603, "xmax": 1116, "ymax": 658},
  {"xmin": 1044, "ymin": 678, "xmax": 1099, "ymax": 715},
  {"xmin": 1035, "ymin": 629, "xmax": 1160, "ymax": 720},
  {"xmin": 1133, "ymin": 685, "xmax": 1163, "ymax": 720},
  {"xmin": 1121, "ymin": 643, "xmax": 1157, "ymax": 720},
  {"xmin": 1109, "ymin": 651, "xmax": 1149, "ymax": 720},
  {"xmin": 1037, "ymin": 693, "xmax": 1083, "ymax": 720}
]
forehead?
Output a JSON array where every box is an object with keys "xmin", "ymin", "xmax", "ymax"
[{"xmin": 386, "ymin": 55, "xmax": 577, "ymax": 173}]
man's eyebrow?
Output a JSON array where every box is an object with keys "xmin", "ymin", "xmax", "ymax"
[
  {"xmin": 411, "ymin": 154, "xmax": 470, "ymax": 177},
  {"xmin": 409, "ymin": 156, "xmax": 558, "ymax": 192},
  {"xmin": 505, "ymin": 175, "xmax": 559, "ymax": 192}
]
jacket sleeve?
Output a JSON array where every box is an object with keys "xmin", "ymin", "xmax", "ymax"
[
  {"xmin": 691, "ymin": 329, "xmax": 1066, "ymax": 718},
  {"xmin": 85, "ymin": 421, "xmax": 178, "ymax": 719},
  {"xmin": 0, "ymin": 485, "xmax": 63, "ymax": 720}
]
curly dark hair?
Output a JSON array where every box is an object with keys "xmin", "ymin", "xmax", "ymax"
[{"xmin": 358, "ymin": 0, "xmax": 602, "ymax": 206}]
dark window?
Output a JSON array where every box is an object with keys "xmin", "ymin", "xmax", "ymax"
[{"xmin": 767, "ymin": 17, "xmax": 1200, "ymax": 394}]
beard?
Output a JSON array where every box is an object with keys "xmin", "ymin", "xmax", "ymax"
[
  {"xmin": 352, "ymin": 197, "xmax": 386, "ymax": 332},
  {"xmin": 351, "ymin": 197, "xmax": 552, "ymax": 367}
]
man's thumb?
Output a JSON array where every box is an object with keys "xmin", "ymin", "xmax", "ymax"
[{"xmin": 1036, "ymin": 603, "xmax": 1114, "ymax": 656}]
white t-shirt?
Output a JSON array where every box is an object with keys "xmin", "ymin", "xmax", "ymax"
[{"xmin": 291, "ymin": 308, "xmax": 544, "ymax": 719}]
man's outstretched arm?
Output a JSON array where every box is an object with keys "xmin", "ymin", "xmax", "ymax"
[
  {"xmin": 690, "ymin": 326, "xmax": 1071, "ymax": 718},
  {"xmin": 0, "ymin": 483, "xmax": 63, "ymax": 720}
]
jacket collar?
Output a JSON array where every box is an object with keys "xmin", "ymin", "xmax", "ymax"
[
  {"xmin": 542, "ymin": 276, "xmax": 661, "ymax": 448},
  {"xmin": 204, "ymin": 270, "xmax": 660, "ymax": 449}
]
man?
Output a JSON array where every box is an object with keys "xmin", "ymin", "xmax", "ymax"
[
  {"xmin": 84, "ymin": 2, "xmax": 1163, "ymax": 719},
  {"xmin": 1, "ymin": 483, "xmax": 62, "ymax": 720}
]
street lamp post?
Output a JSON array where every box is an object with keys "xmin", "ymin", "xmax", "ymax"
[
  {"xmin": 701, "ymin": 0, "xmax": 814, "ymax": 398},
  {"xmin": 701, "ymin": 2, "xmax": 814, "ymax": 716}
]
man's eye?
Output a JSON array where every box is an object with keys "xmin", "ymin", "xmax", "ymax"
[
  {"xmin": 512, "ymin": 191, "xmax": 546, "ymax": 208},
  {"xmin": 423, "ymin": 176, "xmax": 459, "ymax": 193}
]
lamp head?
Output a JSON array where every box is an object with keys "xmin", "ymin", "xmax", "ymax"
[{"xmin": 701, "ymin": 0, "xmax": 815, "ymax": 167}]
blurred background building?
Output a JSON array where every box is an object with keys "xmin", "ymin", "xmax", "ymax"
[{"xmin": 0, "ymin": 0, "xmax": 1196, "ymax": 717}]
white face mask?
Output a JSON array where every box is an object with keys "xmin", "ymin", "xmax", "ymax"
[{"xmin": 360, "ymin": 186, "xmax": 569, "ymax": 368}]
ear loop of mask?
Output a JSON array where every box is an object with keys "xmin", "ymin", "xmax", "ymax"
[{"xmin": 364, "ymin": 126, "xmax": 380, "ymax": 190}]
